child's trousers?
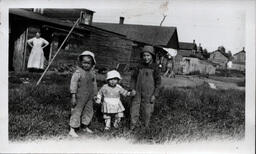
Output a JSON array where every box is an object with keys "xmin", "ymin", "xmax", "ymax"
[{"xmin": 69, "ymin": 93, "xmax": 94, "ymax": 128}]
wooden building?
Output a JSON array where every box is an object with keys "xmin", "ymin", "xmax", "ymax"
[
  {"xmin": 93, "ymin": 21, "xmax": 179, "ymax": 68},
  {"xmin": 208, "ymin": 50, "xmax": 229, "ymax": 69},
  {"xmin": 178, "ymin": 55, "xmax": 216, "ymax": 75},
  {"xmin": 232, "ymin": 48, "xmax": 245, "ymax": 71},
  {"xmin": 9, "ymin": 9, "xmax": 140, "ymax": 72}
]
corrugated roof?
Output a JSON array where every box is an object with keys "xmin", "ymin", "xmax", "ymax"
[
  {"xmin": 92, "ymin": 22, "xmax": 179, "ymax": 48},
  {"xmin": 9, "ymin": 9, "xmax": 125, "ymax": 37},
  {"xmin": 179, "ymin": 42, "xmax": 196, "ymax": 50}
]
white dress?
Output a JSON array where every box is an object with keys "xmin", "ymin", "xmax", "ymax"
[
  {"xmin": 27, "ymin": 37, "xmax": 49, "ymax": 69},
  {"xmin": 97, "ymin": 84, "xmax": 130, "ymax": 114}
]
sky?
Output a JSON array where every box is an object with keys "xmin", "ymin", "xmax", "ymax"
[
  {"xmin": 1, "ymin": 0, "xmax": 254, "ymax": 54},
  {"xmin": 78, "ymin": 0, "xmax": 253, "ymax": 54}
]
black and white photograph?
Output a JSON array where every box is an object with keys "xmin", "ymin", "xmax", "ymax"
[{"xmin": 0, "ymin": 0, "xmax": 255, "ymax": 153}]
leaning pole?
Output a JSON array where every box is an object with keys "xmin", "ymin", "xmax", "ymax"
[{"xmin": 36, "ymin": 17, "xmax": 81, "ymax": 86}]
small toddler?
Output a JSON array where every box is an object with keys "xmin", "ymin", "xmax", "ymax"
[{"xmin": 95, "ymin": 70, "xmax": 135, "ymax": 130}]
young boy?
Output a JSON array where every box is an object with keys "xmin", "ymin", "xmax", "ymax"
[
  {"xmin": 69, "ymin": 51, "xmax": 97, "ymax": 137},
  {"xmin": 130, "ymin": 45, "xmax": 161, "ymax": 129}
]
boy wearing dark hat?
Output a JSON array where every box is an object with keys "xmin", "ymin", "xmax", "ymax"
[{"xmin": 130, "ymin": 45, "xmax": 161, "ymax": 129}]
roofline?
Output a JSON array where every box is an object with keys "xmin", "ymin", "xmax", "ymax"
[
  {"xmin": 210, "ymin": 50, "xmax": 229, "ymax": 58},
  {"xmin": 233, "ymin": 50, "xmax": 245, "ymax": 56},
  {"xmin": 9, "ymin": 9, "xmax": 125, "ymax": 37},
  {"xmin": 93, "ymin": 22, "xmax": 177, "ymax": 29}
]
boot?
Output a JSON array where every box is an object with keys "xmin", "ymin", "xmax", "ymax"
[
  {"xmin": 68, "ymin": 128, "xmax": 79, "ymax": 138},
  {"xmin": 113, "ymin": 117, "xmax": 121, "ymax": 128},
  {"xmin": 104, "ymin": 118, "xmax": 111, "ymax": 130}
]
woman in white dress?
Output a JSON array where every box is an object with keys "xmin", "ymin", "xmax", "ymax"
[{"xmin": 27, "ymin": 32, "xmax": 49, "ymax": 72}]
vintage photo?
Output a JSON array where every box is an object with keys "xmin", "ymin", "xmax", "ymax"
[{"xmin": 1, "ymin": 0, "xmax": 255, "ymax": 153}]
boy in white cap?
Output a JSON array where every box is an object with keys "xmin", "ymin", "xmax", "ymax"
[
  {"xmin": 95, "ymin": 70, "xmax": 136, "ymax": 130},
  {"xmin": 130, "ymin": 45, "xmax": 161, "ymax": 129},
  {"xmin": 69, "ymin": 51, "xmax": 98, "ymax": 137}
]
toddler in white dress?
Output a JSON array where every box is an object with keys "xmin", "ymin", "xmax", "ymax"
[{"xmin": 95, "ymin": 70, "xmax": 136, "ymax": 130}]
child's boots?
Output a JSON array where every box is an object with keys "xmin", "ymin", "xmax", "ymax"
[
  {"xmin": 105, "ymin": 118, "xmax": 111, "ymax": 130},
  {"xmin": 113, "ymin": 117, "xmax": 121, "ymax": 128}
]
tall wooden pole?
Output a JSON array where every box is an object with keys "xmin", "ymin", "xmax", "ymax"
[{"xmin": 36, "ymin": 18, "xmax": 80, "ymax": 86}]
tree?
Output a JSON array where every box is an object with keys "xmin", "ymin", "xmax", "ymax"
[
  {"xmin": 227, "ymin": 50, "xmax": 232, "ymax": 60},
  {"xmin": 202, "ymin": 48, "xmax": 210, "ymax": 59}
]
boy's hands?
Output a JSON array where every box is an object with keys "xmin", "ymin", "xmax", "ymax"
[
  {"xmin": 129, "ymin": 89, "xmax": 136, "ymax": 96},
  {"xmin": 150, "ymin": 95, "xmax": 156, "ymax": 104},
  {"xmin": 94, "ymin": 96, "xmax": 101, "ymax": 104}
]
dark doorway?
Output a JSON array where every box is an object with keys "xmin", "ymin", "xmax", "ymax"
[{"xmin": 41, "ymin": 27, "xmax": 53, "ymax": 61}]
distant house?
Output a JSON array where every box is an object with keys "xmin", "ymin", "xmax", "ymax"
[
  {"xmin": 208, "ymin": 50, "xmax": 229, "ymax": 69},
  {"xmin": 167, "ymin": 41, "xmax": 212, "ymax": 74},
  {"xmin": 180, "ymin": 56, "xmax": 216, "ymax": 75},
  {"xmin": 232, "ymin": 48, "xmax": 245, "ymax": 71},
  {"xmin": 179, "ymin": 41, "xmax": 197, "ymax": 51},
  {"xmin": 178, "ymin": 41, "xmax": 205, "ymax": 59},
  {"xmin": 9, "ymin": 9, "xmax": 140, "ymax": 72}
]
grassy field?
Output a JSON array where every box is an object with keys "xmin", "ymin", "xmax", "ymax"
[{"xmin": 9, "ymin": 72, "xmax": 245, "ymax": 143}]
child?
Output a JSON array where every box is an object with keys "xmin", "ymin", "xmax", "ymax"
[
  {"xmin": 69, "ymin": 51, "xmax": 98, "ymax": 137},
  {"xmin": 130, "ymin": 45, "xmax": 161, "ymax": 129},
  {"xmin": 95, "ymin": 70, "xmax": 136, "ymax": 130}
]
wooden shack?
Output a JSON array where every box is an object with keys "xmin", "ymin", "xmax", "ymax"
[
  {"xmin": 181, "ymin": 57, "xmax": 216, "ymax": 75},
  {"xmin": 232, "ymin": 48, "xmax": 245, "ymax": 72},
  {"xmin": 93, "ymin": 21, "xmax": 179, "ymax": 68},
  {"xmin": 208, "ymin": 50, "xmax": 229, "ymax": 69},
  {"xmin": 9, "ymin": 9, "xmax": 139, "ymax": 72}
]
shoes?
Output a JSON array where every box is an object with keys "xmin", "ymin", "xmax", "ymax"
[
  {"xmin": 104, "ymin": 126, "xmax": 110, "ymax": 130},
  {"xmin": 83, "ymin": 127, "xmax": 94, "ymax": 134},
  {"xmin": 68, "ymin": 130, "xmax": 79, "ymax": 138},
  {"xmin": 113, "ymin": 121, "xmax": 119, "ymax": 128}
]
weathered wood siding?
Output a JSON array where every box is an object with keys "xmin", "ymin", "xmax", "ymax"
[
  {"xmin": 181, "ymin": 57, "xmax": 215, "ymax": 75},
  {"xmin": 13, "ymin": 30, "xmax": 26, "ymax": 72},
  {"xmin": 233, "ymin": 52, "xmax": 245, "ymax": 64},
  {"xmin": 49, "ymin": 32, "xmax": 136, "ymax": 72},
  {"xmin": 209, "ymin": 51, "xmax": 228, "ymax": 68}
]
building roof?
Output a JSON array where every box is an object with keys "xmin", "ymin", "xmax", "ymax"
[
  {"xmin": 9, "ymin": 9, "xmax": 125, "ymax": 37},
  {"xmin": 33, "ymin": 9, "xmax": 95, "ymax": 21},
  {"xmin": 233, "ymin": 50, "xmax": 245, "ymax": 56},
  {"xmin": 179, "ymin": 42, "xmax": 196, "ymax": 50},
  {"xmin": 92, "ymin": 22, "xmax": 179, "ymax": 49},
  {"xmin": 210, "ymin": 50, "xmax": 229, "ymax": 59}
]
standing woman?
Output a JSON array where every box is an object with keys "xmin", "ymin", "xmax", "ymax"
[{"xmin": 27, "ymin": 32, "xmax": 49, "ymax": 72}]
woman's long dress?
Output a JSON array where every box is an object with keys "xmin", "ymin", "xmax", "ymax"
[{"xmin": 27, "ymin": 37, "xmax": 49, "ymax": 69}]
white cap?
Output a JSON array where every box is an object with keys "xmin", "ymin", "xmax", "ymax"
[
  {"xmin": 79, "ymin": 50, "xmax": 96, "ymax": 65},
  {"xmin": 106, "ymin": 70, "xmax": 122, "ymax": 80}
]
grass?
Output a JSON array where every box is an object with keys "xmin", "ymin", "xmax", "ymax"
[{"xmin": 9, "ymin": 73, "xmax": 245, "ymax": 143}]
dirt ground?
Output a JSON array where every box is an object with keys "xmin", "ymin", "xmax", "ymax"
[
  {"xmin": 94, "ymin": 72, "xmax": 245, "ymax": 91},
  {"xmin": 161, "ymin": 75, "xmax": 245, "ymax": 90}
]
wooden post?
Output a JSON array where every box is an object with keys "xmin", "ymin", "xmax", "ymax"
[
  {"xmin": 48, "ymin": 41, "xmax": 53, "ymax": 61},
  {"xmin": 22, "ymin": 28, "xmax": 29, "ymax": 71}
]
